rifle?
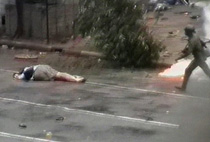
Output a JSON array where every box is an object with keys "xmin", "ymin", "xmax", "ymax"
[
  {"xmin": 201, "ymin": 39, "xmax": 210, "ymax": 48},
  {"xmin": 181, "ymin": 39, "xmax": 210, "ymax": 54},
  {"xmin": 176, "ymin": 39, "xmax": 210, "ymax": 61}
]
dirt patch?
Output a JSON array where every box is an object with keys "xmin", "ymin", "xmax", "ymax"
[
  {"xmin": 38, "ymin": 52, "xmax": 111, "ymax": 75},
  {"xmin": 111, "ymin": 126, "xmax": 157, "ymax": 136},
  {"xmin": 146, "ymin": 5, "xmax": 203, "ymax": 65}
]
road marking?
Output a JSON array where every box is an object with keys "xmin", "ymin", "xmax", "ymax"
[
  {"xmin": 0, "ymin": 132, "xmax": 60, "ymax": 142},
  {"xmin": 0, "ymin": 97, "xmax": 179, "ymax": 129},
  {"xmin": 86, "ymin": 81, "xmax": 210, "ymax": 100},
  {"xmin": 0, "ymin": 69, "xmax": 17, "ymax": 73}
]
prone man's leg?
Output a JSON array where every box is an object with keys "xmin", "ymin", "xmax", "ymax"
[{"xmin": 55, "ymin": 72, "xmax": 85, "ymax": 83}]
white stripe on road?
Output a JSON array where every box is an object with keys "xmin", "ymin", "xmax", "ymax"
[
  {"xmin": 0, "ymin": 69, "xmax": 18, "ymax": 73},
  {"xmin": 0, "ymin": 97, "xmax": 179, "ymax": 128},
  {"xmin": 0, "ymin": 132, "xmax": 60, "ymax": 142},
  {"xmin": 86, "ymin": 81, "xmax": 210, "ymax": 100}
]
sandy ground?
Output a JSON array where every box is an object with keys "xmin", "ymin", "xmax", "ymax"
[{"xmin": 147, "ymin": 5, "xmax": 203, "ymax": 66}]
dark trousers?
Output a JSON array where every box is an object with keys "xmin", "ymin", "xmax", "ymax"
[{"xmin": 182, "ymin": 59, "xmax": 210, "ymax": 89}]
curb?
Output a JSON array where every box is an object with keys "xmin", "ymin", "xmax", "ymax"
[
  {"xmin": 0, "ymin": 39, "xmax": 173, "ymax": 68},
  {"xmin": 155, "ymin": 62, "xmax": 172, "ymax": 68},
  {"xmin": 0, "ymin": 39, "xmax": 105, "ymax": 58},
  {"xmin": 0, "ymin": 39, "xmax": 52, "ymax": 52}
]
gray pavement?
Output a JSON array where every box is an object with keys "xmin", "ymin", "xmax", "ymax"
[{"xmin": 0, "ymin": 48, "xmax": 209, "ymax": 142}]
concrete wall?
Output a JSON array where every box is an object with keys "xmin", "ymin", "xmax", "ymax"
[
  {"xmin": 5, "ymin": 4, "xmax": 16, "ymax": 35},
  {"xmin": 0, "ymin": 0, "xmax": 15, "ymax": 28},
  {"xmin": 47, "ymin": 3, "xmax": 78, "ymax": 39},
  {"xmin": 5, "ymin": 2, "xmax": 78, "ymax": 39}
]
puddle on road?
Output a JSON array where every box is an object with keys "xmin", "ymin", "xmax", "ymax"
[
  {"xmin": 77, "ymin": 104, "xmax": 115, "ymax": 114},
  {"xmin": 112, "ymin": 126, "xmax": 157, "ymax": 136}
]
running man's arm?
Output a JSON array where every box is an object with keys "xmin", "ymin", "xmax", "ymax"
[{"xmin": 175, "ymin": 44, "xmax": 191, "ymax": 61}]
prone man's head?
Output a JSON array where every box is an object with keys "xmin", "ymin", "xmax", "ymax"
[
  {"xmin": 184, "ymin": 25, "xmax": 195, "ymax": 37},
  {"xmin": 13, "ymin": 73, "xmax": 20, "ymax": 79}
]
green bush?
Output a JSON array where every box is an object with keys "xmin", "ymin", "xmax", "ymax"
[{"xmin": 75, "ymin": 0, "xmax": 164, "ymax": 67}]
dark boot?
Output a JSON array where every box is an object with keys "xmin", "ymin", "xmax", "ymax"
[{"xmin": 175, "ymin": 86, "xmax": 186, "ymax": 91}]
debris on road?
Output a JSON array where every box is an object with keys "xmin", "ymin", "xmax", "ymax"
[
  {"xmin": 55, "ymin": 116, "xmax": 65, "ymax": 122},
  {"xmin": 1, "ymin": 45, "xmax": 8, "ymax": 49},
  {"xmin": 155, "ymin": 3, "xmax": 171, "ymax": 11},
  {"xmin": 145, "ymin": 73, "xmax": 153, "ymax": 78},
  {"xmin": 174, "ymin": 11, "xmax": 191, "ymax": 15},
  {"xmin": 161, "ymin": 17, "xmax": 168, "ymax": 21},
  {"xmin": 39, "ymin": 52, "xmax": 47, "ymax": 57},
  {"xmin": 190, "ymin": 15, "xmax": 201, "ymax": 20},
  {"xmin": 167, "ymin": 30, "xmax": 180, "ymax": 38},
  {"xmin": 19, "ymin": 123, "xmax": 27, "ymax": 129},
  {"xmin": 162, "ymin": 51, "xmax": 172, "ymax": 57},
  {"xmin": 14, "ymin": 54, "xmax": 38, "ymax": 60},
  {"xmin": 146, "ymin": 117, "xmax": 154, "ymax": 121},
  {"xmin": 45, "ymin": 132, "xmax": 52, "ymax": 140}
]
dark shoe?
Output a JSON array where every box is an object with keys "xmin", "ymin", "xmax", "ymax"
[
  {"xmin": 81, "ymin": 78, "xmax": 86, "ymax": 83},
  {"xmin": 79, "ymin": 78, "xmax": 86, "ymax": 83},
  {"xmin": 175, "ymin": 86, "xmax": 185, "ymax": 91}
]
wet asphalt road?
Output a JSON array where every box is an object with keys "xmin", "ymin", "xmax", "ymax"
[{"xmin": 0, "ymin": 48, "xmax": 209, "ymax": 142}]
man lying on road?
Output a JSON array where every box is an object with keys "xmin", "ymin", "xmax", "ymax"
[{"xmin": 13, "ymin": 64, "xmax": 86, "ymax": 83}]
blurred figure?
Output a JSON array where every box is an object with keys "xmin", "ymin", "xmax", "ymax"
[
  {"xmin": 154, "ymin": 7, "xmax": 161, "ymax": 24},
  {"xmin": 175, "ymin": 25, "xmax": 210, "ymax": 91},
  {"xmin": 13, "ymin": 64, "xmax": 86, "ymax": 83}
]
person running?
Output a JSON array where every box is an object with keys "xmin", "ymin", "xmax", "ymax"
[
  {"xmin": 13, "ymin": 64, "xmax": 86, "ymax": 83},
  {"xmin": 175, "ymin": 25, "xmax": 210, "ymax": 91},
  {"xmin": 154, "ymin": 6, "xmax": 161, "ymax": 24}
]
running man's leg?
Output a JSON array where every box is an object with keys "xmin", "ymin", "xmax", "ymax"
[
  {"xmin": 181, "ymin": 60, "xmax": 198, "ymax": 90},
  {"xmin": 199, "ymin": 61, "xmax": 210, "ymax": 78}
]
